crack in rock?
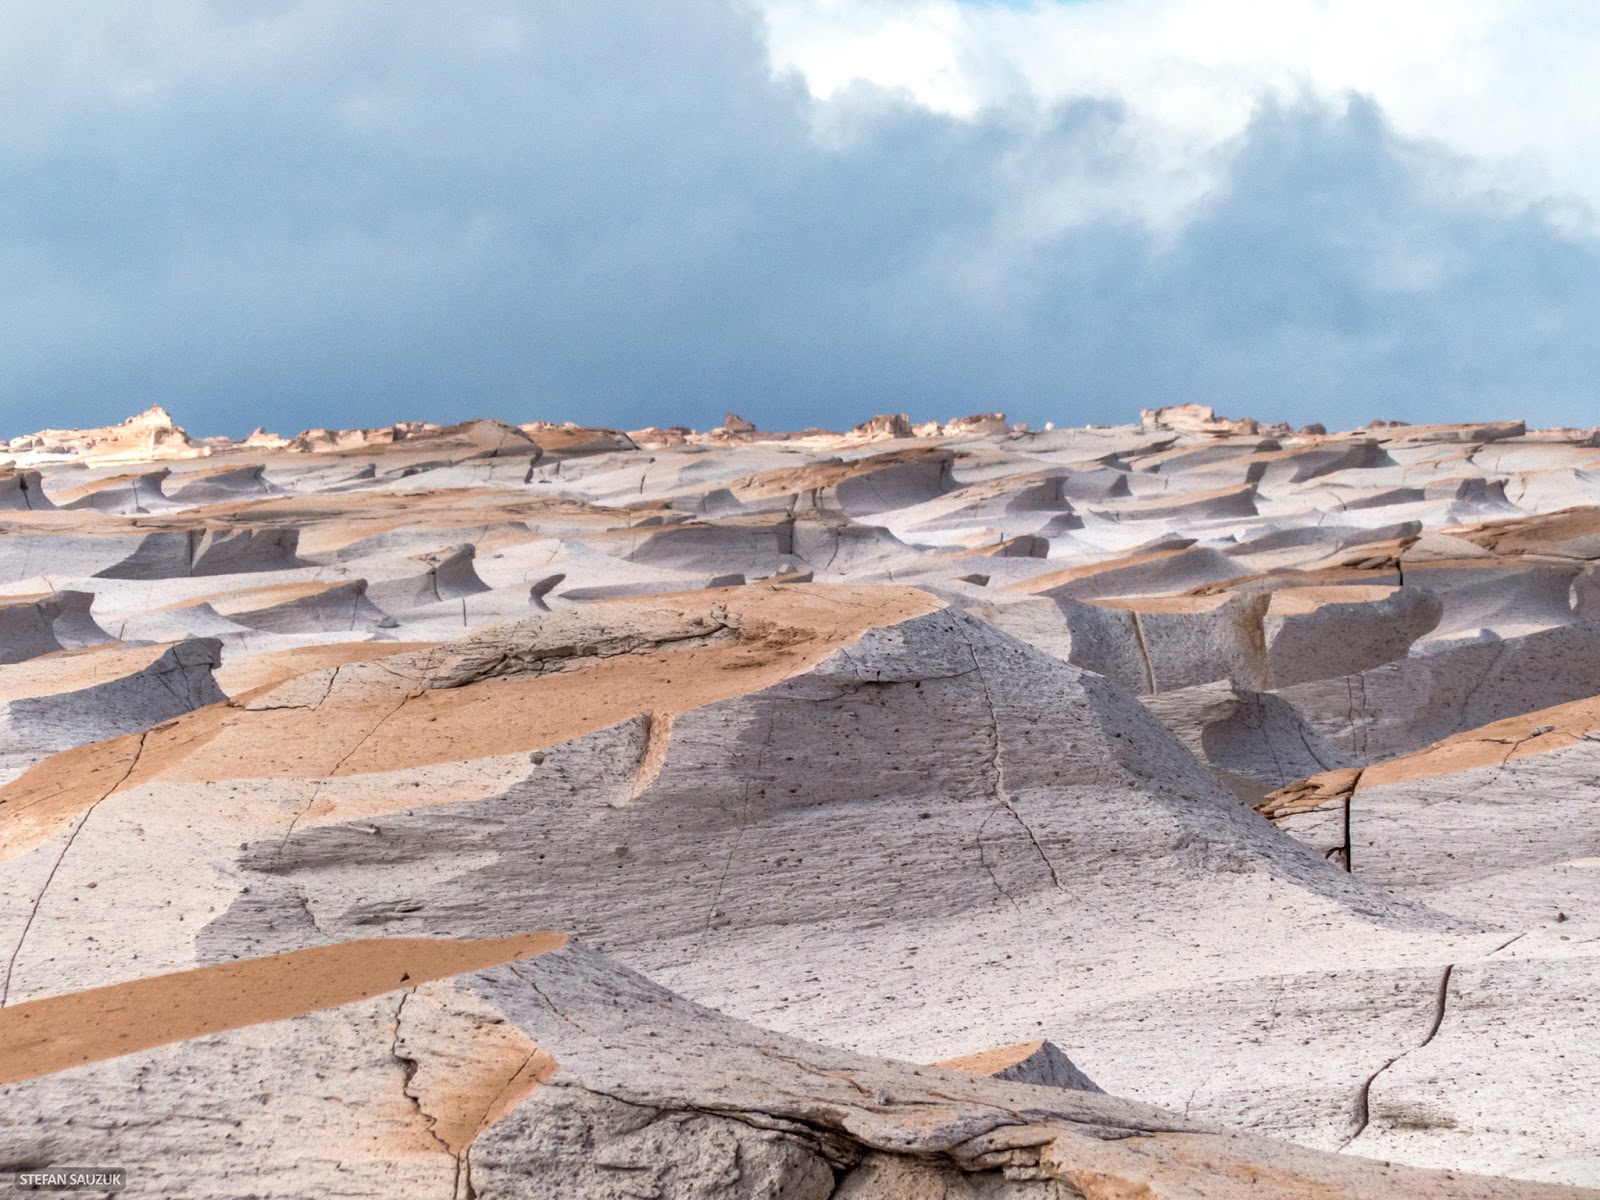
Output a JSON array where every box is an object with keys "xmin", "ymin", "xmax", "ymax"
[
  {"xmin": 389, "ymin": 988, "xmax": 471, "ymax": 1198},
  {"xmin": 1342, "ymin": 963, "xmax": 1455, "ymax": 1150},
  {"xmin": 961, "ymin": 626, "xmax": 1066, "ymax": 893},
  {"xmin": 2, "ymin": 728, "xmax": 149, "ymax": 1007}
]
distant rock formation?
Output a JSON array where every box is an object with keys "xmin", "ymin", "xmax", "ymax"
[
  {"xmin": 5, "ymin": 406, "xmax": 199, "ymax": 465},
  {"xmin": 847, "ymin": 412, "xmax": 913, "ymax": 440},
  {"xmin": 1139, "ymin": 403, "xmax": 1261, "ymax": 437},
  {"xmin": 941, "ymin": 411, "xmax": 1010, "ymax": 436}
]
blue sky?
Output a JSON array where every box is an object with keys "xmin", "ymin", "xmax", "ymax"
[{"xmin": 1, "ymin": 0, "xmax": 1597, "ymax": 437}]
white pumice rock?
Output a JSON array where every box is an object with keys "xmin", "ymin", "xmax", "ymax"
[
  {"xmin": 2, "ymin": 408, "xmax": 1600, "ymax": 1192},
  {"xmin": 1277, "ymin": 620, "xmax": 1600, "ymax": 762},
  {"xmin": 936, "ymin": 1037, "xmax": 1103, "ymax": 1091},
  {"xmin": 0, "ymin": 590, "xmax": 113, "ymax": 664},
  {"xmin": 0, "ymin": 638, "xmax": 224, "ymax": 783},
  {"xmin": 1, "ymin": 935, "xmax": 1587, "ymax": 1199},
  {"xmin": 1261, "ymin": 584, "xmax": 1443, "ymax": 686}
]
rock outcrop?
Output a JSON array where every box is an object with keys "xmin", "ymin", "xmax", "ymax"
[
  {"xmin": 1, "ymin": 935, "xmax": 1587, "ymax": 1199},
  {"xmin": 1, "ymin": 405, "xmax": 1598, "ymax": 1193}
]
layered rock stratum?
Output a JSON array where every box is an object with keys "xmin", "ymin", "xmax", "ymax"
[{"xmin": 1, "ymin": 404, "xmax": 1597, "ymax": 1197}]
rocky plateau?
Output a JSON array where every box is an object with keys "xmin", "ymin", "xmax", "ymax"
[{"xmin": 1, "ymin": 403, "xmax": 1598, "ymax": 1197}]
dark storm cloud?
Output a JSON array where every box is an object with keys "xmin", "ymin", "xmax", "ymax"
[{"xmin": 0, "ymin": 0, "xmax": 1596, "ymax": 437}]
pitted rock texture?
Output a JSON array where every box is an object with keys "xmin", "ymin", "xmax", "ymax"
[
  {"xmin": 1, "ymin": 406, "xmax": 1598, "ymax": 1196},
  {"xmin": 0, "ymin": 937, "xmax": 1588, "ymax": 1199}
]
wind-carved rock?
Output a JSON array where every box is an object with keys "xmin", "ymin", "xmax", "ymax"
[{"xmin": 0, "ymin": 405, "xmax": 1596, "ymax": 1194}]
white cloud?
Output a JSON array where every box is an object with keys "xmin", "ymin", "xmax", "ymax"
[{"xmin": 757, "ymin": 0, "xmax": 1600, "ymax": 225}]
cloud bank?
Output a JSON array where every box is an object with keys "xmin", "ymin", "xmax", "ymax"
[{"xmin": 0, "ymin": 0, "xmax": 1596, "ymax": 437}]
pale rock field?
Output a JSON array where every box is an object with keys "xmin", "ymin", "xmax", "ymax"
[{"xmin": 2, "ymin": 403, "xmax": 1598, "ymax": 1198}]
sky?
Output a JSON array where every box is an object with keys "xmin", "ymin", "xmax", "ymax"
[{"xmin": 2, "ymin": 0, "xmax": 1598, "ymax": 438}]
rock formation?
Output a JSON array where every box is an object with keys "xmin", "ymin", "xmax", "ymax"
[{"xmin": 0, "ymin": 406, "xmax": 1597, "ymax": 1196}]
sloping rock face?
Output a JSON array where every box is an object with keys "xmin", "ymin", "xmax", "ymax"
[
  {"xmin": 0, "ymin": 469, "xmax": 52, "ymax": 511},
  {"xmin": 0, "ymin": 638, "xmax": 224, "ymax": 784},
  {"xmin": 0, "ymin": 936, "xmax": 1587, "ymax": 1200},
  {"xmin": 0, "ymin": 591, "xmax": 113, "ymax": 664},
  {"xmin": 2, "ymin": 407, "xmax": 1600, "ymax": 1194},
  {"xmin": 1256, "ymin": 699, "xmax": 1600, "ymax": 1178},
  {"xmin": 938, "ymin": 1037, "xmax": 1104, "ymax": 1091}
]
